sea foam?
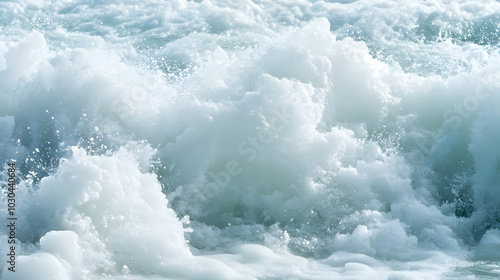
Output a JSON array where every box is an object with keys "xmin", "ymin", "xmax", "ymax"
[{"xmin": 1, "ymin": 0, "xmax": 500, "ymax": 279}]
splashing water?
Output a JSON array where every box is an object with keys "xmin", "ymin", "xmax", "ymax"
[{"xmin": 1, "ymin": 0, "xmax": 500, "ymax": 279}]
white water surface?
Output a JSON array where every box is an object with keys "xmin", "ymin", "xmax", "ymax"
[{"xmin": 1, "ymin": 0, "xmax": 500, "ymax": 279}]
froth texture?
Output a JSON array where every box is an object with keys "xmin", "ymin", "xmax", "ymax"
[{"xmin": 1, "ymin": 0, "xmax": 500, "ymax": 279}]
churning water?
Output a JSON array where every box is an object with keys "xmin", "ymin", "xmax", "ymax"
[{"xmin": 1, "ymin": 0, "xmax": 500, "ymax": 279}]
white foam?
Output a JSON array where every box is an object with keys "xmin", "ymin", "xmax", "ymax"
[{"xmin": 1, "ymin": 0, "xmax": 500, "ymax": 279}]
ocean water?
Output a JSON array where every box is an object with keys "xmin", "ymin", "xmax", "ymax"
[{"xmin": 1, "ymin": 0, "xmax": 500, "ymax": 279}]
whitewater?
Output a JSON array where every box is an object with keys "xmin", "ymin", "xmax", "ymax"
[{"xmin": 1, "ymin": 0, "xmax": 500, "ymax": 279}]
